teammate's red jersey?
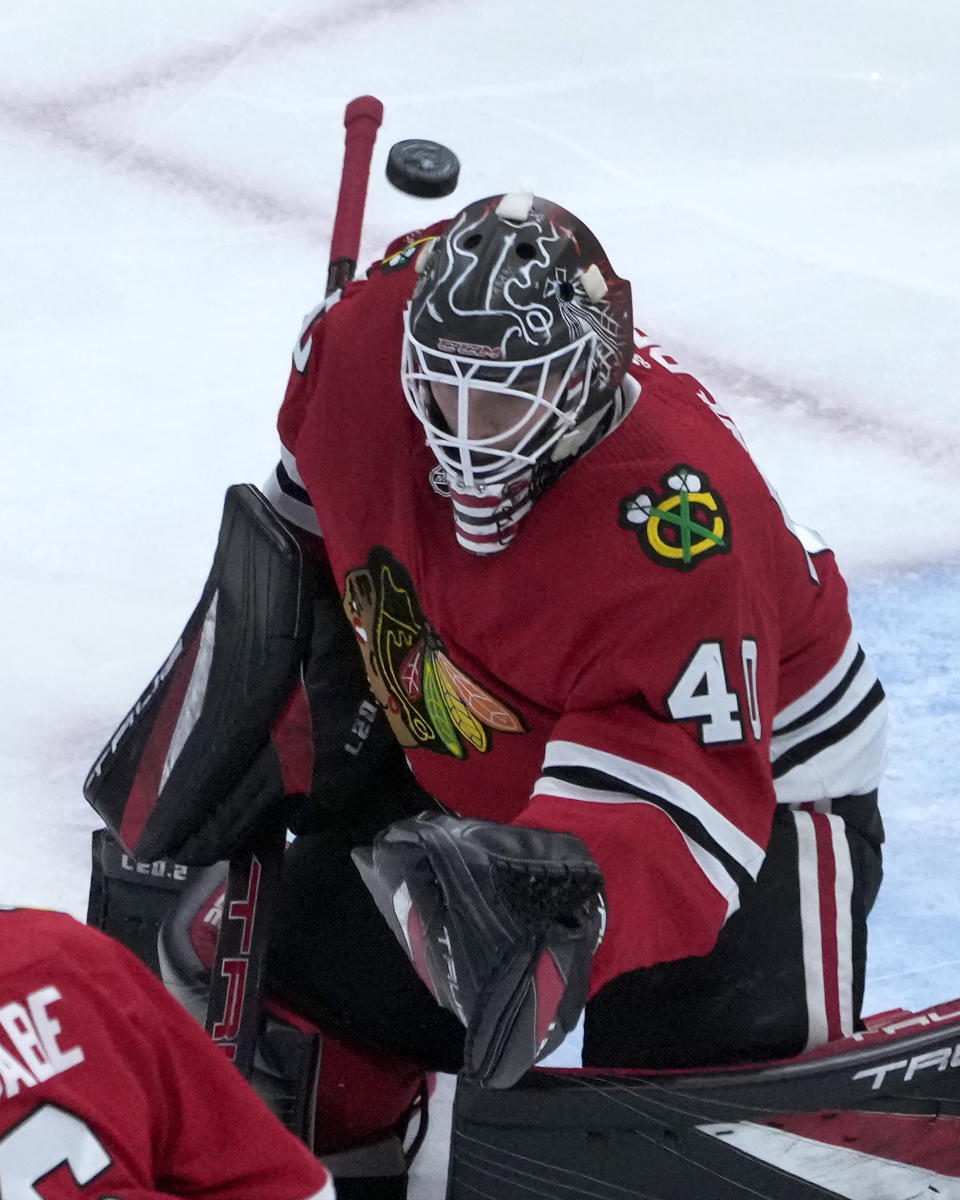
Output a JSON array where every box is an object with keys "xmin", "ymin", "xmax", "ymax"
[
  {"xmin": 268, "ymin": 227, "xmax": 886, "ymax": 996},
  {"xmin": 0, "ymin": 907, "xmax": 332, "ymax": 1200}
]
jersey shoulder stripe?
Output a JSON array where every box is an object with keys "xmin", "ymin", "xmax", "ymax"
[
  {"xmin": 262, "ymin": 444, "xmax": 321, "ymax": 536},
  {"xmin": 773, "ymin": 632, "xmax": 863, "ymax": 732},
  {"xmin": 771, "ymin": 634, "xmax": 887, "ymax": 801},
  {"xmin": 537, "ymin": 763, "xmax": 755, "ymax": 894},
  {"xmin": 535, "ymin": 765, "xmax": 752, "ymax": 920},
  {"xmin": 541, "ymin": 739, "xmax": 766, "ymax": 879}
]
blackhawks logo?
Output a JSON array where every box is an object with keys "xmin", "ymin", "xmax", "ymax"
[
  {"xmin": 619, "ymin": 465, "xmax": 730, "ymax": 571},
  {"xmin": 378, "ymin": 236, "xmax": 434, "ymax": 274},
  {"xmin": 342, "ymin": 547, "xmax": 526, "ymax": 758}
]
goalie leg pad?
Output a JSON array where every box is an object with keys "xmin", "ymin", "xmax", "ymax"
[{"xmin": 447, "ymin": 999, "xmax": 960, "ymax": 1199}]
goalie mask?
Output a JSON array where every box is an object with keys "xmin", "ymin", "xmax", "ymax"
[{"xmin": 401, "ymin": 193, "xmax": 634, "ymax": 555}]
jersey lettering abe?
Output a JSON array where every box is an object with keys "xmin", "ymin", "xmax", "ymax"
[{"xmin": 0, "ymin": 908, "xmax": 332, "ymax": 1200}]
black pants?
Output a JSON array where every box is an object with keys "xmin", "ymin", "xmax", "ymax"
[
  {"xmin": 585, "ymin": 795, "xmax": 883, "ymax": 1067},
  {"xmin": 267, "ymin": 796, "xmax": 466, "ymax": 1074},
  {"xmin": 267, "ymin": 794, "xmax": 882, "ymax": 1072}
]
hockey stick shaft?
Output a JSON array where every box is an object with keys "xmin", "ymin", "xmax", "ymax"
[
  {"xmin": 206, "ymin": 98, "xmax": 384, "ymax": 1077},
  {"xmin": 326, "ymin": 94, "xmax": 384, "ymax": 296}
]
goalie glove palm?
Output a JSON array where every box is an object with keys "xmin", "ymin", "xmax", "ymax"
[{"xmin": 352, "ymin": 813, "xmax": 605, "ymax": 1088}]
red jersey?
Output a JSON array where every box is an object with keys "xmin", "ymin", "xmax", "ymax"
[
  {"xmin": 268, "ymin": 229, "xmax": 886, "ymax": 994},
  {"xmin": 0, "ymin": 908, "xmax": 332, "ymax": 1200}
]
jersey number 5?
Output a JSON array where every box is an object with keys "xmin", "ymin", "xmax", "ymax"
[
  {"xmin": 0, "ymin": 1104, "xmax": 111, "ymax": 1199},
  {"xmin": 666, "ymin": 639, "xmax": 761, "ymax": 745}
]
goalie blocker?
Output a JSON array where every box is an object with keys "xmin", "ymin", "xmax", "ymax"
[
  {"xmin": 353, "ymin": 813, "xmax": 606, "ymax": 1089},
  {"xmin": 85, "ymin": 481, "xmax": 409, "ymax": 867},
  {"xmin": 84, "ymin": 484, "xmax": 312, "ymax": 864}
]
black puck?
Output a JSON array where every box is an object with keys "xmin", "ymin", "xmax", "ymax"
[{"xmin": 386, "ymin": 139, "xmax": 460, "ymax": 198}]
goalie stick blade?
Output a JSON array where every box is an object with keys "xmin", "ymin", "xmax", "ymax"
[{"xmin": 386, "ymin": 139, "xmax": 460, "ymax": 198}]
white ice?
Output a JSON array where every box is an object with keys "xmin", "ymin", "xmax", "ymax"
[{"xmin": 1, "ymin": 2, "xmax": 958, "ymax": 1195}]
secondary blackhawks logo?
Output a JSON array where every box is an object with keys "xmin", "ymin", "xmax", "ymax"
[
  {"xmin": 378, "ymin": 236, "xmax": 434, "ymax": 274},
  {"xmin": 619, "ymin": 464, "xmax": 730, "ymax": 571},
  {"xmin": 342, "ymin": 547, "xmax": 526, "ymax": 758}
]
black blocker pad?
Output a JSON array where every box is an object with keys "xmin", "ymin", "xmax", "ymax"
[{"xmin": 84, "ymin": 484, "xmax": 312, "ymax": 863}]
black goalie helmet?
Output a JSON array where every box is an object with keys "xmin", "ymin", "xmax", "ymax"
[{"xmin": 401, "ymin": 193, "xmax": 634, "ymax": 554}]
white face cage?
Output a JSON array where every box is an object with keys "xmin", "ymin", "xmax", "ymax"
[{"xmin": 401, "ymin": 306, "xmax": 597, "ymax": 492}]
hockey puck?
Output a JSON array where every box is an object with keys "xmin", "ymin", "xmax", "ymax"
[{"xmin": 386, "ymin": 139, "xmax": 460, "ymax": 198}]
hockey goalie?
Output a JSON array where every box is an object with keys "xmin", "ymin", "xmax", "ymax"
[{"xmin": 84, "ymin": 191, "xmax": 960, "ymax": 1199}]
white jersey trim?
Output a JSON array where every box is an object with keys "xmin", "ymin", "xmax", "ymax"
[
  {"xmin": 682, "ymin": 830, "xmax": 743, "ymax": 921},
  {"xmin": 772, "ymin": 652, "xmax": 879, "ymax": 757},
  {"xmin": 771, "ymin": 630, "xmax": 887, "ymax": 802},
  {"xmin": 262, "ymin": 443, "xmax": 322, "ymax": 537},
  {"xmin": 280, "ymin": 442, "xmax": 307, "ymax": 489},
  {"xmin": 530, "ymin": 777, "xmax": 743, "ymax": 920},
  {"xmin": 160, "ymin": 590, "xmax": 218, "ymax": 792},
  {"xmin": 773, "ymin": 701, "xmax": 887, "ymax": 803},
  {"xmin": 541, "ymin": 740, "xmax": 766, "ymax": 881},
  {"xmin": 773, "ymin": 631, "xmax": 861, "ymax": 732},
  {"xmin": 794, "ymin": 809, "xmax": 855, "ymax": 1052}
]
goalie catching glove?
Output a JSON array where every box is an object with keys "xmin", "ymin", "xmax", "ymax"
[{"xmin": 352, "ymin": 813, "xmax": 606, "ymax": 1089}]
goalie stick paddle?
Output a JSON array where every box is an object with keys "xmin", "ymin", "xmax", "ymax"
[
  {"xmin": 205, "ymin": 812, "xmax": 285, "ymax": 1076},
  {"xmin": 207, "ymin": 96, "xmax": 387, "ymax": 1079}
]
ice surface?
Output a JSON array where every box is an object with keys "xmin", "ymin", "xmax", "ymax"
[{"xmin": 1, "ymin": 2, "xmax": 958, "ymax": 1194}]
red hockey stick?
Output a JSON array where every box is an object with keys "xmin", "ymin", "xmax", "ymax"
[
  {"xmin": 326, "ymin": 94, "xmax": 384, "ymax": 296},
  {"xmin": 207, "ymin": 96, "xmax": 385, "ymax": 1079}
]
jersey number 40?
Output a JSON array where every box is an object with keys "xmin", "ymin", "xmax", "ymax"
[{"xmin": 666, "ymin": 638, "xmax": 761, "ymax": 746}]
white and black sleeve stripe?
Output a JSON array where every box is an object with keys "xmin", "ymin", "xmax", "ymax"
[
  {"xmin": 262, "ymin": 444, "xmax": 322, "ymax": 537},
  {"xmin": 536, "ymin": 740, "xmax": 766, "ymax": 920},
  {"xmin": 771, "ymin": 632, "xmax": 887, "ymax": 802}
]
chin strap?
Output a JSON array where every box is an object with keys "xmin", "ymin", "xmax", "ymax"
[{"xmin": 448, "ymin": 474, "xmax": 533, "ymax": 556}]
